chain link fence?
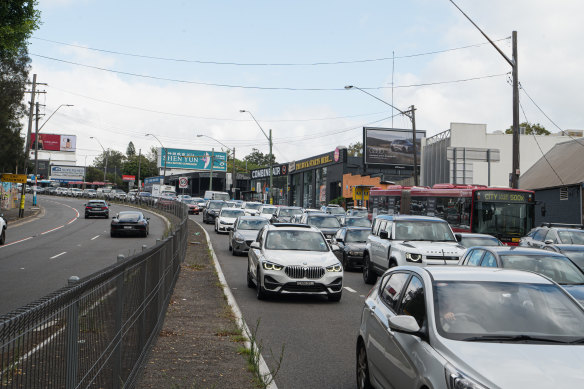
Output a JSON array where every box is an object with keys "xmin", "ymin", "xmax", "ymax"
[{"xmin": 0, "ymin": 200, "xmax": 188, "ymax": 388}]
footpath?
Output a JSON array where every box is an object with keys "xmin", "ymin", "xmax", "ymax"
[{"xmin": 2, "ymin": 195, "xmax": 41, "ymax": 223}]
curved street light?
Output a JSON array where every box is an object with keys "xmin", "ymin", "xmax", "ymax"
[
  {"xmin": 146, "ymin": 133, "xmax": 167, "ymax": 179},
  {"xmin": 240, "ymin": 109, "xmax": 274, "ymax": 203},
  {"xmin": 90, "ymin": 136, "xmax": 108, "ymax": 183},
  {"xmin": 197, "ymin": 134, "xmax": 237, "ymax": 199}
]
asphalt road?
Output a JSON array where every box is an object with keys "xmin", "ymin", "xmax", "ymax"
[
  {"xmin": 0, "ymin": 195, "xmax": 167, "ymax": 314},
  {"xmin": 192, "ymin": 214, "xmax": 373, "ymax": 389}
]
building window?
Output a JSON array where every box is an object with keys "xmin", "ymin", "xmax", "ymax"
[
  {"xmin": 560, "ymin": 187, "xmax": 568, "ymax": 201},
  {"xmin": 303, "ymin": 171, "xmax": 313, "ymax": 208},
  {"xmin": 316, "ymin": 167, "xmax": 327, "ymax": 207}
]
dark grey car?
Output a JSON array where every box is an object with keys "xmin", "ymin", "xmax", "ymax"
[
  {"xmin": 229, "ymin": 216, "xmax": 269, "ymax": 256},
  {"xmin": 84, "ymin": 200, "xmax": 110, "ymax": 219},
  {"xmin": 300, "ymin": 213, "xmax": 342, "ymax": 241},
  {"xmin": 332, "ymin": 227, "xmax": 370, "ymax": 270}
]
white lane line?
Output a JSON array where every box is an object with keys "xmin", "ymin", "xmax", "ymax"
[
  {"xmin": 91, "ymin": 235, "xmax": 100, "ymax": 240},
  {"xmin": 50, "ymin": 251, "xmax": 67, "ymax": 259},
  {"xmin": 344, "ymin": 286, "xmax": 357, "ymax": 293},
  {"xmin": 0, "ymin": 236, "xmax": 33, "ymax": 248},
  {"xmin": 41, "ymin": 225, "xmax": 64, "ymax": 235}
]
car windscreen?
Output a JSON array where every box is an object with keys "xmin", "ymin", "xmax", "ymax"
[
  {"xmin": 394, "ymin": 221, "xmax": 455, "ymax": 242},
  {"xmin": 279, "ymin": 208, "xmax": 302, "ymax": 217},
  {"xmin": 261, "ymin": 207, "xmax": 276, "ymax": 214},
  {"xmin": 459, "ymin": 236, "xmax": 501, "ymax": 247},
  {"xmin": 221, "ymin": 209, "xmax": 245, "ymax": 218},
  {"xmin": 563, "ymin": 251, "xmax": 584, "ymax": 270},
  {"xmin": 434, "ymin": 281, "xmax": 584, "ymax": 341},
  {"xmin": 307, "ymin": 216, "xmax": 341, "ymax": 228},
  {"xmin": 558, "ymin": 230, "xmax": 584, "ymax": 245},
  {"xmin": 350, "ymin": 209, "xmax": 369, "ymax": 217},
  {"xmin": 346, "ymin": 218, "xmax": 371, "ymax": 227},
  {"xmin": 500, "ymin": 254, "xmax": 584, "ymax": 284},
  {"xmin": 245, "ymin": 203, "xmax": 262, "ymax": 211},
  {"xmin": 183, "ymin": 199, "xmax": 196, "ymax": 204},
  {"xmin": 345, "ymin": 230, "xmax": 370, "ymax": 243},
  {"xmin": 208, "ymin": 202, "xmax": 225, "ymax": 210},
  {"xmin": 237, "ymin": 219, "xmax": 268, "ymax": 230},
  {"xmin": 326, "ymin": 207, "xmax": 345, "ymax": 215},
  {"xmin": 118, "ymin": 213, "xmax": 142, "ymax": 222},
  {"xmin": 265, "ymin": 230, "xmax": 328, "ymax": 251}
]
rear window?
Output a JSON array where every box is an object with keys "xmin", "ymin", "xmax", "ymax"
[
  {"xmin": 118, "ymin": 213, "xmax": 142, "ymax": 221},
  {"xmin": 88, "ymin": 201, "xmax": 105, "ymax": 206}
]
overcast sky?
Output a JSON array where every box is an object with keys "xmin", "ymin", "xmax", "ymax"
[{"xmin": 28, "ymin": 0, "xmax": 584, "ymax": 167}]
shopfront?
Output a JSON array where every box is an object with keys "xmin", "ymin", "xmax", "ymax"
[{"xmin": 249, "ymin": 164, "xmax": 289, "ymax": 204}]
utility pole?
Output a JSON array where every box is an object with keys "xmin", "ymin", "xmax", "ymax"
[
  {"xmin": 209, "ymin": 148, "xmax": 215, "ymax": 191},
  {"xmin": 33, "ymin": 102, "xmax": 40, "ymax": 206},
  {"xmin": 410, "ymin": 105, "xmax": 419, "ymax": 186},
  {"xmin": 19, "ymin": 74, "xmax": 37, "ymax": 218},
  {"xmin": 269, "ymin": 129, "xmax": 273, "ymax": 204},
  {"xmin": 137, "ymin": 149, "xmax": 142, "ymax": 193},
  {"xmin": 511, "ymin": 31, "xmax": 520, "ymax": 188},
  {"xmin": 232, "ymin": 147, "xmax": 236, "ymax": 200}
]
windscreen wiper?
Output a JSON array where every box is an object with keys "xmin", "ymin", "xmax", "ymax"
[{"xmin": 463, "ymin": 334, "xmax": 567, "ymax": 343}]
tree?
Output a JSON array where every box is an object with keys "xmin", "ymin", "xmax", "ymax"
[
  {"xmin": 126, "ymin": 141, "xmax": 136, "ymax": 157},
  {"xmin": 505, "ymin": 122, "xmax": 550, "ymax": 136},
  {"xmin": 0, "ymin": 1, "xmax": 41, "ymax": 173},
  {"xmin": 243, "ymin": 148, "xmax": 276, "ymax": 168},
  {"xmin": 347, "ymin": 141, "xmax": 363, "ymax": 157}
]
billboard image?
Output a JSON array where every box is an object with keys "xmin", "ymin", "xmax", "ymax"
[
  {"xmin": 364, "ymin": 127, "xmax": 426, "ymax": 167},
  {"xmin": 50, "ymin": 165, "xmax": 85, "ymax": 181},
  {"xmin": 159, "ymin": 148, "xmax": 227, "ymax": 171},
  {"xmin": 31, "ymin": 134, "xmax": 77, "ymax": 152}
]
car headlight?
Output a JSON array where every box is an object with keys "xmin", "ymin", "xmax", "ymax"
[
  {"xmin": 445, "ymin": 364, "xmax": 488, "ymax": 389},
  {"xmin": 348, "ymin": 250, "xmax": 363, "ymax": 256},
  {"xmin": 405, "ymin": 252, "xmax": 422, "ymax": 262},
  {"xmin": 326, "ymin": 263, "xmax": 343, "ymax": 272},
  {"xmin": 262, "ymin": 261, "xmax": 283, "ymax": 271}
]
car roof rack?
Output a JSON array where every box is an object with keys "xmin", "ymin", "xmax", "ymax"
[
  {"xmin": 271, "ymin": 223, "xmax": 312, "ymax": 228},
  {"xmin": 540, "ymin": 223, "xmax": 584, "ymax": 229}
]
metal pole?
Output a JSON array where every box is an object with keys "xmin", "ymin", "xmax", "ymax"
[
  {"xmin": 163, "ymin": 147, "xmax": 167, "ymax": 180},
  {"xmin": 410, "ymin": 105, "xmax": 419, "ymax": 186},
  {"xmin": 209, "ymin": 148, "xmax": 214, "ymax": 191},
  {"xmin": 511, "ymin": 31, "xmax": 520, "ymax": 189},
  {"xmin": 138, "ymin": 149, "xmax": 142, "ymax": 193},
  {"xmin": 20, "ymin": 74, "xmax": 37, "ymax": 218},
  {"xmin": 269, "ymin": 129, "xmax": 273, "ymax": 204},
  {"xmin": 487, "ymin": 149, "xmax": 491, "ymax": 186},
  {"xmin": 33, "ymin": 102, "xmax": 40, "ymax": 206},
  {"xmin": 232, "ymin": 147, "xmax": 236, "ymax": 199}
]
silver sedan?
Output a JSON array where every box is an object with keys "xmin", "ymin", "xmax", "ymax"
[
  {"xmin": 229, "ymin": 216, "xmax": 268, "ymax": 256},
  {"xmin": 357, "ymin": 266, "xmax": 584, "ymax": 389}
]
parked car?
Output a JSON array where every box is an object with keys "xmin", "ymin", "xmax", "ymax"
[
  {"xmin": 357, "ymin": 266, "xmax": 584, "ymax": 389},
  {"xmin": 247, "ymin": 223, "xmax": 343, "ymax": 301},
  {"xmin": 83, "ymin": 189, "xmax": 97, "ymax": 198},
  {"xmin": 202, "ymin": 200, "xmax": 226, "ymax": 224},
  {"xmin": 84, "ymin": 200, "xmax": 110, "ymax": 219},
  {"xmin": 362, "ymin": 215, "xmax": 466, "ymax": 284},
  {"xmin": 182, "ymin": 199, "xmax": 200, "ymax": 215},
  {"xmin": 0, "ymin": 214, "xmax": 7, "ymax": 245},
  {"xmin": 242, "ymin": 201, "xmax": 263, "ymax": 216},
  {"xmin": 271, "ymin": 206, "xmax": 303, "ymax": 223},
  {"xmin": 229, "ymin": 216, "xmax": 269, "ymax": 256},
  {"xmin": 455, "ymin": 232, "xmax": 503, "ymax": 248},
  {"xmin": 332, "ymin": 227, "xmax": 370, "ymax": 270},
  {"xmin": 299, "ymin": 213, "xmax": 342, "ymax": 242},
  {"xmin": 458, "ymin": 246, "xmax": 584, "ymax": 305},
  {"xmin": 342, "ymin": 216, "xmax": 372, "ymax": 228},
  {"xmin": 215, "ymin": 207, "xmax": 245, "ymax": 233},
  {"xmin": 110, "ymin": 211, "xmax": 149, "ymax": 237}
]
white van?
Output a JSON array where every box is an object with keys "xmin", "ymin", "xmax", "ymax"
[{"xmin": 203, "ymin": 191, "xmax": 230, "ymax": 201}]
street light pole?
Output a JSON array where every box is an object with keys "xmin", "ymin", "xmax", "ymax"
[
  {"xmin": 240, "ymin": 110, "xmax": 274, "ymax": 204},
  {"xmin": 146, "ymin": 133, "xmax": 167, "ymax": 181},
  {"xmin": 90, "ymin": 137, "xmax": 108, "ymax": 183},
  {"xmin": 344, "ymin": 86, "xmax": 419, "ymax": 186},
  {"xmin": 197, "ymin": 134, "xmax": 237, "ymax": 199}
]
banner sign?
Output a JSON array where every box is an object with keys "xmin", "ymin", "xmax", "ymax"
[
  {"xmin": 250, "ymin": 164, "xmax": 288, "ymax": 179},
  {"xmin": 364, "ymin": 127, "xmax": 425, "ymax": 168},
  {"xmin": 475, "ymin": 190, "xmax": 534, "ymax": 203},
  {"xmin": 31, "ymin": 134, "xmax": 77, "ymax": 152},
  {"xmin": 50, "ymin": 165, "xmax": 85, "ymax": 181},
  {"xmin": 122, "ymin": 175, "xmax": 135, "ymax": 182},
  {"xmin": 159, "ymin": 148, "xmax": 227, "ymax": 171},
  {"xmin": 1, "ymin": 174, "xmax": 27, "ymax": 183},
  {"xmin": 293, "ymin": 150, "xmax": 341, "ymax": 173}
]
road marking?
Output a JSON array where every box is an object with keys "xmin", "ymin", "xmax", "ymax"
[
  {"xmin": 0, "ymin": 236, "xmax": 33, "ymax": 248},
  {"xmin": 50, "ymin": 251, "xmax": 67, "ymax": 259},
  {"xmin": 41, "ymin": 225, "xmax": 64, "ymax": 234},
  {"xmin": 344, "ymin": 286, "xmax": 357, "ymax": 293},
  {"xmin": 91, "ymin": 235, "xmax": 100, "ymax": 240}
]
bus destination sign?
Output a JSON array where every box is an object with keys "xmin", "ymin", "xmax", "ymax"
[{"xmin": 475, "ymin": 191, "xmax": 533, "ymax": 203}]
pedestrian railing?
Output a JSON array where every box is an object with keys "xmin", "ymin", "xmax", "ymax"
[{"xmin": 0, "ymin": 201, "xmax": 188, "ymax": 388}]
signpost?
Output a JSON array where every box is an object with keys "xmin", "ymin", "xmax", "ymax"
[{"xmin": 179, "ymin": 177, "xmax": 188, "ymax": 189}]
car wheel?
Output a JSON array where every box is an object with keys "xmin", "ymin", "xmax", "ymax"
[
  {"xmin": 110, "ymin": 230, "xmax": 116, "ymax": 238},
  {"xmin": 356, "ymin": 341, "xmax": 373, "ymax": 389},
  {"xmin": 256, "ymin": 266, "xmax": 267, "ymax": 300},
  {"xmin": 328, "ymin": 292, "xmax": 342, "ymax": 302},
  {"xmin": 363, "ymin": 253, "xmax": 377, "ymax": 284},
  {"xmin": 84, "ymin": 215, "xmax": 88, "ymax": 219},
  {"xmin": 229, "ymin": 242, "xmax": 232, "ymax": 251},
  {"xmin": 342, "ymin": 252, "xmax": 351, "ymax": 271},
  {"xmin": 0, "ymin": 229, "xmax": 5, "ymax": 245},
  {"xmin": 247, "ymin": 264, "xmax": 254, "ymax": 288}
]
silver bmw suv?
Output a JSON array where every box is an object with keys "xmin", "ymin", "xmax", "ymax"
[{"xmin": 363, "ymin": 215, "xmax": 466, "ymax": 284}]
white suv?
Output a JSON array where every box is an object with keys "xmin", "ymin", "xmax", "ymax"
[
  {"xmin": 362, "ymin": 215, "xmax": 466, "ymax": 284},
  {"xmin": 0, "ymin": 214, "xmax": 7, "ymax": 245}
]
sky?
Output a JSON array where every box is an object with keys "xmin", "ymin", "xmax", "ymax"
[{"xmin": 27, "ymin": 0, "xmax": 584, "ymax": 168}]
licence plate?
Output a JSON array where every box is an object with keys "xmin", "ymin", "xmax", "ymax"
[
  {"xmin": 124, "ymin": 226, "xmax": 133, "ymax": 229},
  {"xmin": 297, "ymin": 281, "xmax": 314, "ymax": 286}
]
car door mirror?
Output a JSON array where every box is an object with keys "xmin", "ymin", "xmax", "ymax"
[
  {"xmin": 544, "ymin": 239, "xmax": 553, "ymax": 245},
  {"xmin": 250, "ymin": 242, "xmax": 260, "ymax": 250},
  {"xmin": 336, "ymin": 238, "xmax": 344, "ymax": 243},
  {"xmin": 379, "ymin": 230, "xmax": 389, "ymax": 240},
  {"xmin": 387, "ymin": 315, "xmax": 420, "ymax": 334},
  {"xmin": 454, "ymin": 233, "xmax": 462, "ymax": 242}
]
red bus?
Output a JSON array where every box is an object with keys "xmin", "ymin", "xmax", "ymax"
[{"xmin": 368, "ymin": 184, "xmax": 535, "ymax": 245}]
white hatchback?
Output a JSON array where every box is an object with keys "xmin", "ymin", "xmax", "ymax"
[{"xmin": 215, "ymin": 207, "xmax": 245, "ymax": 233}]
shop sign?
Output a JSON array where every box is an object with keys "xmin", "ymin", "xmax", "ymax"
[
  {"xmin": 1, "ymin": 174, "xmax": 27, "ymax": 183},
  {"xmin": 251, "ymin": 164, "xmax": 287, "ymax": 179},
  {"xmin": 294, "ymin": 151, "xmax": 336, "ymax": 172}
]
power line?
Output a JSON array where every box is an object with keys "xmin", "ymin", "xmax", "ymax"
[{"xmin": 31, "ymin": 36, "xmax": 509, "ymax": 66}]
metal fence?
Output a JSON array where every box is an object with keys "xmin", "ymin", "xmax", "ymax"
[{"xmin": 0, "ymin": 201, "xmax": 188, "ymax": 388}]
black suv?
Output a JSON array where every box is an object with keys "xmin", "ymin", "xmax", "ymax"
[
  {"xmin": 85, "ymin": 200, "xmax": 110, "ymax": 219},
  {"xmin": 202, "ymin": 200, "xmax": 226, "ymax": 224}
]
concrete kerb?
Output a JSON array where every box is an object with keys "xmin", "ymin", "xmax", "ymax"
[{"xmin": 196, "ymin": 220, "xmax": 278, "ymax": 389}]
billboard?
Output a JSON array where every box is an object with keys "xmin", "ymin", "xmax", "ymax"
[
  {"xmin": 364, "ymin": 127, "xmax": 425, "ymax": 168},
  {"xmin": 50, "ymin": 165, "xmax": 85, "ymax": 181},
  {"xmin": 159, "ymin": 148, "xmax": 227, "ymax": 171},
  {"xmin": 30, "ymin": 134, "xmax": 77, "ymax": 152}
]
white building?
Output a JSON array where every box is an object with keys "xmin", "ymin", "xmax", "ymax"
[{"xmin": 421, "ymin": 123, "xmax": 582, "ymax": 188}]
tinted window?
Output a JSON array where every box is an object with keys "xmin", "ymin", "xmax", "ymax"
[
  {"xmin": 345, "ymin": 229, "xmax": 369, "ymax": 243},
  {"xmin": 381, "ymin": 273, "xmax": 410, "ymax": 311},
  {"xmin": 399, "ymin": 276, "xmax": 426, "ymax": 327},
  {"xmin": 307, "ymin": 215, "xmax": 341, "ymax": 228},
  {"xmin": 237, "ymin": 219, "xmax": 268, "ymax": 230},
  {"xmin": 557, "ymin": 229, "xmax": 584, "ymax": 244},
  {"xmin": 265, "ymin": 230, "xmax": 328, "ymax": 252},
  {"xmin": 533, "ymin": 229, "xmax": 547, "ymax": 241},
  {"xmin": 221, "ymin": 209, "xmax": 245, "ymax": 218},
  {"xmin": 345, "ymin": 218, "xmax": 372, "ymax": 228},
  {"xmin": 459, "ymin": 236, "xmax": 501, "ymax": 247},
  {"xmin": 466, "ymin": 249, "xmax": 484, "ymax": 266},
  {"xmin": 500, "ymin": 254, "xmax": 584, "ymax": 284},
  {"xmin": 480, "ymin": 252, "xmax": 498, "ymax": 267},
  {"xmin": 118, "ymin": 213, "xmax": 142, "ymax": 221}
]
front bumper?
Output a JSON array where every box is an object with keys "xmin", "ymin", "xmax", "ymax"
[
  {"xmin": 259, "ymin": 268, "xmax": 343, "ymax": 296},
  {"xmin": 345, "ymin": 253, "xmax": 365, "ymax": 268},
  {"xmin": 217, "ymin": 223, "xmax": 234, "ymax": 232}
]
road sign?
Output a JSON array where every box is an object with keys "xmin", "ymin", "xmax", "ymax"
[
  {"xmin": 179, "ymin": 177, "xmax": 188, "ymax": 188},
  {"xmin": 1, "ymin": 174, "xmax": 27, "ymax": 183}
]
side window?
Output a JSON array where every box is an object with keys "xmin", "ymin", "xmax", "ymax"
[
  {"xmin": 374, "ymin": 220, "xmax": 387, "ymax": 236},
  {"xmin": 480, "ymin": 252, "xmax": 498, "ymax": 267},
  {"xmin": 372, "ymin": 219, "xmax": 381, "ymax": 235},
  {"xmin": 466, "ymin": 249, "xmax": 484, "ymax": 266},
  {"xmin": 533, "ymin": 229, "xmax": 547, "ymax": 242},
  {"xmin": 380, "ymin": 273, "xmax": 410, "ymax": 312},
  {"xmin": 545, "ymin": 230, "xmax": 558, "ymax": 243},
  {"xmin": 335, "ymin": 228, "xmax": 345, "ymax": 241},
  {"xmin": 399, "ymin": 276, "xmax": 426, "ymax": 327},
  {"xmin": 257, "ymin": 227, "xmax": 266, "ymax": 245},
  {"xmin": 383, "ymin": 221, "xmax": 393, "ymax": 235}
]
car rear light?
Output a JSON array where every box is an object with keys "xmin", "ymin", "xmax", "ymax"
[
  {"xmin": 85, "ymin": 206, "xmax": 91, "ymax": 209},
  {"xmin": 102, "ymin": 207, "xmax": 108, "ymax": 210}
]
